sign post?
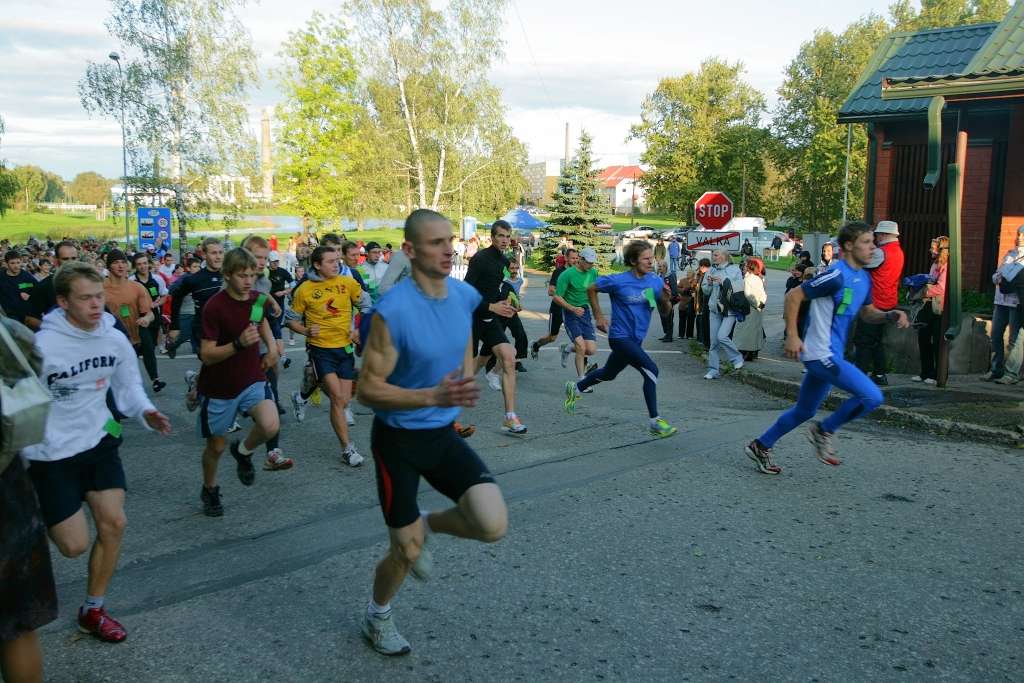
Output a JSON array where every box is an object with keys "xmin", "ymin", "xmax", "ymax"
[
  {"xmin": 694, "ymin": 191, "xmax": 734, "ymax": 230},
  {"xmin": 137, "ymin": 207, "xmax": 173, "ymax": 253}
]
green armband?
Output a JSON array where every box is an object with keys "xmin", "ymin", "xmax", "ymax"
[{"xmin": 250, "ymin": 294, "xmax": 267, "ymax": 323}]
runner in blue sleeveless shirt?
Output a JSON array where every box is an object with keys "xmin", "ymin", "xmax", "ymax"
[
  {"xmin": 357, "ymin": 209, "xmax": 507, "ymax": 656},
  {"xmin": 745, "ymin": 222, "xmax": 909, "ymax": 475}
]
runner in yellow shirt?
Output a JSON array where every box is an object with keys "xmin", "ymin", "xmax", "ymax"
[{"xmin": 287, "ymin": 246, "xmax": 365, "ymax": 465}]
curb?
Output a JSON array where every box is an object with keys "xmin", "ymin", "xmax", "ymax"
[{"xmin": 734, "ymin": 369, "xmax": 1024, "ymax": 449}]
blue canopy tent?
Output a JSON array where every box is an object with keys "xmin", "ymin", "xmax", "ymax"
[{"xmin": 496, "ymin": 208, "xmax": 547, "ymax": 231}]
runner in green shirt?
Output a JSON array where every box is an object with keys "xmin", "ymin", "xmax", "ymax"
[{"xmin": 553, "ymin": 247, "xmax": 600, "ymax": 379}]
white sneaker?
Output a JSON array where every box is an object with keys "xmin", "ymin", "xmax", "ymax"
[
  {"xmin": 291, "ymin": 391, "xmax": 307, "ymax": 423},
  {"xmin": 342, "ymin": 444, "xmax": 364, "ymax": 467},
  {"xmin": 559, "ymin": 343, "xmax": 570, "ymax": 368},
  {"xmin": 910, "ymin": 375, "xmax": 923, "ymax": 382},
  {"xmin": 733, "ymin": 360, "xmax": 744, "ymax": 372},
  {"xmin": 345, "ymin": 407, "xmax": 355, "ymax": 425},
  {"xmin": 486, "ymin": 371, "xmax": 502, "ymax": 391},
  {"xmin": 923, "ymin": 378, "xmax": 937, "ymax": 385},
  {"xmin": 703, "ymin": 371, "xmax": 717, "ymax": 380}
]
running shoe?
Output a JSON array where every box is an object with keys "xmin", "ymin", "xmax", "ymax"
[
  {"xmin": 530, "ymin": 341, "xmax": 539, "ymax": 360},
  {"xmin": 703, "ymin": 371, "xmax": 718, "ymax": 380},
  {"xmin": 454, "ymin": 421, "xmax": 476, "ymax": 438},
  {"xmin": 649, "ymin": 418, "xmax": 678, "ymax": 439},
  {"xmin": 264, "ymin": 449, "xmax": 294, "ymax": 471},
  {"xmin": 230, "ymin": 441, "xmax": 256, "ymax": 486},
  {"xmin": 152, "ymin": 379, "xmax": 166, "ymax": 393},
  {"xmin": 184, "ymin": 369, "xmax": 199, "ymax": 412},
  {"xmin": 486, "ymin": 371, "xmax": 502, "ymax": 391},
  {"xmin": 345, "ymin": 406, "xmax": 355, "ymax": 425},
  {"xmin": 201, "ymin": 485, "xmax": 224, "ymax": 517},
  {"xmin": 282, "ymin": 357, "xmax": 292, "ymax": 370},
  {"xmin": 362, "ymin": 610, "xmax": 411, "ymax": 656},
  {"xmin": 78, "ymin": 607, "xmax": 127, "ymax": 643},
  {"xmin": 227, "ymin": 420, "xmax": 242, "ymax": 434},
  {"xmin": 807, "ymin": 422, "xmax": 841, "ymax": 466},
  {"xmin": 501, "ymin": 415, "xmax": 528, "ymax": 435},
  {"xmin": 288, "ymin": 337, "xmax": 296, "ymax": 346},
  {"xmin": 559, "ymin": 343, "xmax": 570, "ymax": 368},
  {"xmin": 744, "ymin": 440, "xmax": 782, "ymax": 475},
  {"xmin": 291, "ymin": 391, "xmax": 306, "ymax": 423},
  {"xmin": 980, "ymin": 371, "xmax": 998, "ymax": 382},
  {"xmin": 342, "ymin": 444, "xmax": 365, "ymax": 467},
  {"xmin": 563, "ymin": 380, "xmax": 579, "ymax": 415},
  {"xmin": 923, "ymin": 378, "xmax": 937, "ymax": 386},
  {"xmin": 995, "ymin": 374, "xmax": 1020, "ymax": 385},
  {"xmin": 910, "ymin": 375, "xmax": 923, "ymax": 382},
  {"xmin": 585, "ymin": 361, "xmax": 598, "ymax": 375},
  {"xmin": 409, "ymin": 533, "xmax": 433, "ymax": 582},
  {"xmin": 310, "ymin": 387, "xmax": 322, "ymax": 406},
  {"xmin": 166, "ymin": 342, "xmax": 177, "ymax": 359},
  {"xmin": 516, "ymin": 361, "xmax": 527, "ymax": 373}
]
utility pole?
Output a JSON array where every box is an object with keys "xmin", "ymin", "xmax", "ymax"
[
  {"xmin": 842, "ymin": 124, "xmax": 852, "ymax": 224},
  {"xmin": 630, "ymin": 172, "xmax": 637, "ymax": 228},
  {"xmin": 109, "ymin": 51, "xmax": 131, "ymax": 249},
  {"xmin": 741, "ymin": 163, "xmax": 747, "ymax": 216}
]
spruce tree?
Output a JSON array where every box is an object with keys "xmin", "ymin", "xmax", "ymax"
[{"xmin": 537, "ymin": 131, "xmax": 612, "ymax": 268}]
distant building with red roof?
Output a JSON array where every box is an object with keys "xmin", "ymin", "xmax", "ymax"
[{"xmin": 597, "ymin": 165, "xmax": 647, "ymax": 215}]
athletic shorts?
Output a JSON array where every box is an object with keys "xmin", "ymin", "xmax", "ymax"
[
  {"xmin": 308, "ymin": 345, "xmax": 356, "ymax": 381},
  {"xmin": 548, "ymin": 304, "xmax": 563, "ymax": 337},
  {"xmin": 563, "ymin": 307, "xmax": 596, "ymax": 342},
  {"xmin": 198, "ymin": 381, "xmax": 272, "ymax": 438},
  {"xmin": 27, "ymin": 435, "xmax": 126, "ymax": 528},
  {"xmin": 473, "ymin": 316, "xmax": 509, "ymax": 356},
  {"xmin": 371, "ymin": 418, "xmax": 496, "ymax": 529}
]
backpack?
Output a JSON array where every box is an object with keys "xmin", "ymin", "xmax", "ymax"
[{"xmin": 719, "ymin": 278, "xmax": 750, "ymax": 317}]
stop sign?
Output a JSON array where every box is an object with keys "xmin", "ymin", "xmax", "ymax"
[{"xmin": 694, "ymin": 191, "xmax": 734, "ymax": 230}]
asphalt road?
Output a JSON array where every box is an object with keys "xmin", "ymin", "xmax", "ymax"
[{"xmin": 37, "ymin": 269, "xmax": 1022, "ymax": 682}]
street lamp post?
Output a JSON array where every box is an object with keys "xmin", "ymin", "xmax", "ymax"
[{"xmin": 109, "ymin": 51, "xmax": 130, "ymax": 249}]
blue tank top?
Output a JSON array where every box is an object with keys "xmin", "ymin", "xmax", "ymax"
[{"xmin": 372, "ymin": 277, "xmax": 481, "ymax": 429}]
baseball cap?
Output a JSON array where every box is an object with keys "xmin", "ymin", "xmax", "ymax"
[
  {"xmin": 875, "ymin": 220, "xmax": 899, "ymax": 236},
  {"xmin": 580, "ymin": 247, "xmax": 598, "ymax": 263},
  {"xmin": 269, "ymin": 251, "xmax": 280, "ymax": 262}
]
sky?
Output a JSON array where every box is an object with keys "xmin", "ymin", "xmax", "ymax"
[{"xmin": 0, "ymin": 0, "xmax": 898, "ymax": 180}]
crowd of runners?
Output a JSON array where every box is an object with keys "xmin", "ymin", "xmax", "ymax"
[{"xmin": 2, "ymin": 211, "xmax": 916, "ymax": 678}]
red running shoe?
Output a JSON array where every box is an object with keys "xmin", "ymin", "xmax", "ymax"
[
  {"xmin": 454, "ymin": 421, "xmax": 475, "ymax": 438},
  {"xmin": 78, "ymin": 607, "xmax": 128, "ymax": 642}
]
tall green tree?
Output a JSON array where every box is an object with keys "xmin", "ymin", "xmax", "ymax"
[
  {"xmin": 537, "ymin": 132, "xmax": 612, "ymax": 269},
  {"xmin": 79, "ymin": 0, "xmax": 258, "ymax": 249},
  {"xmin": 771, "ymin": 16, "xmax": 890, "ymax": 231},
  {"xmin": 68, "ymin": 172, "xmax": 113, "ymax": 206},
  {"xmin": 346, "ymin": 0, "xmax": 526, "ymax": 214},
  {"xmin": 889, "ymin": 0, "xmax": 1009, "ymax": 30},
  {"xmin": 630, "ymin": 58, "xmax": 768, "ymax": 223},
  {"xmin": 0, "ymin": 116, "xmax": 17, "ymax": 216},
  {"xmin": 274, "ymin": 13, "xmax": 366, "ymax": 227}
]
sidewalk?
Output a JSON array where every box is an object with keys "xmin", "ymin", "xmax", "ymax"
[{"xmin": 730, "ymin": 332, "xmax": 1024, "ymax": 448}]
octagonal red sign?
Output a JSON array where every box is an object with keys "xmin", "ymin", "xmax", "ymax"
[{"xmin": 694, "ymin": 191, "xmax": 734, "ymax": 230}]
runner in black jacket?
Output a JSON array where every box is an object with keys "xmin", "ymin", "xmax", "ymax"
[{"xmin": 463, "ymin": 220, "xmax": 527, "ymax": 434}]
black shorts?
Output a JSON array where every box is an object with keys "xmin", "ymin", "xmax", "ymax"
[
  {"xmin": 309, "ymin": 345, "xmax": 356, "ymax": 380},
  {"xmin": 473, "ymin": 316, "xmax": 509, "ymax": 357},
  {"xmin": 371, "ymin": 418, "xmax": 496, "ymax": 528},
  {"xmin": 27, "ymin": 435, "xmax": 126, "ymax": 528},
  {"xmin": 548, "ymin": 303, "xmax": 563, "ymax": 337}
]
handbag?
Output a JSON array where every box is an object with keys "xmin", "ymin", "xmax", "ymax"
[{"xmin": 0, "ymin": 319, "xmax": 51, "ymax": 470}]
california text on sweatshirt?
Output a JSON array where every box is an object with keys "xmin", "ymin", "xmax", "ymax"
[{"xmin": 22, "ymin": 309, "xmax": 155, "ymax": 463}]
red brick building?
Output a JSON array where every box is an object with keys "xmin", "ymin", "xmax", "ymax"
[{"xmin": 838, "ymin": 5, "xmax": 1024, "ymax": 290}]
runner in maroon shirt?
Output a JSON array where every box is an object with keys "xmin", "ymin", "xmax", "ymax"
[{"xmin": 195, "ymin": 248, "xmax": 280, "ymax": 517}]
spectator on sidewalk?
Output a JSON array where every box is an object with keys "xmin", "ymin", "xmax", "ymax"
[
  {"xmin": 654, "ymin": 238, "xmax": 667, "ymax": 266},
  {"xmin": 985, "ymin": 225, "xmax": 1024, "ymax": 384},
  {"xmin": 657, "ymin": 260, "xmax": 678, "ymax": 342},
  {"xmin": 694, "ymin": 259, "xmax": 712, "ymax": 348},
  {"xmin": 676, "ymin": 266, "xmax": 698, "ymax": 339},
  {"xmin": 816, "ymin": 242, "xmax": 835, "ymax": 274},
  {"xmin": 911, "ymin": 236, "xmax": 948, "ymax": 385},
  {"xmin": 701, "ymin": 248, "xmax": 744, "ymax": 379},
  {"xmin": 734, "ymin": 257, "xmax": 767, "ymax": 361},
  {"xmin": 855, "ymin": 220, "xmax": 904, "ymax": 385},
  {"xmin": 667, "ymin": 235, "xmax": 681, "ymax": 274},
  {"xmin": 741, "ymin": 239, "xmax": 754, "ymax": 258}
]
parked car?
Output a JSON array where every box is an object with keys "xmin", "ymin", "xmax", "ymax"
[{"xmin": 622, "ymin": 226, "xmax": 656, "ymax": 238}]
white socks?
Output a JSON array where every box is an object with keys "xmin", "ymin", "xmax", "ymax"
[{"xmin": 368, "ymin": 600, "xmax": 390, "ymax": 616}]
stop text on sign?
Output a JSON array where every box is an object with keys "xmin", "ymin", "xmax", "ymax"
[{"xmin": 693, "ymin": 191, "xmax": 734, "ymax": 230}]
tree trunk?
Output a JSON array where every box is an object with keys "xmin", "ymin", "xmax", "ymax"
[
  {"xmin": 394, "ymin": 70, "xmax": 426, "ymax": 207},
  {"xmin": 173, "ymin": 185, "xmax": 188, "ymax": 259},
  {"xmin": 431, "ymin": 142, "xmax": 446, "ymax": 211}
]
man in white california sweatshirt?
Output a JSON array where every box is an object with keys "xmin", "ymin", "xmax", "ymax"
[{"xmin": 22, "ymin": 261, "xmax": 171, "ymax": 643}]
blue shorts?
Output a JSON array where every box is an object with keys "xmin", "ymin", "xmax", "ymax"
[
  {"xmin": 198, "ymin": 381, "xmax": 272, "ymax": 439},
  {"xmin": 563, "ymin": 307, "xmax": 596, "ymax": 342},
  {"xmin": 309, "ymin": 345, "xmax": 356, "ymax": 381}
]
